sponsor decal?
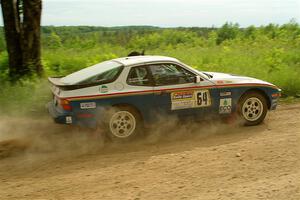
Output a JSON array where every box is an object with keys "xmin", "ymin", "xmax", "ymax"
[
  {"xmin": 220, "ymin": 91, "xmax": 232, "ymax": 97},
  {"xmin": 66, "ymin": 116, "xmax": 72, "ymax": 124},
  {"xmin": 219, "ymin": 98, "xmax": 232, "ymax": 114},
  {"xmin": 172, "ymin": 100, "xmax": 195, "ymax": 110},
  {"xmin": 171, "ymin": 91, "xmax": 194, "ymax": 100},
  {"xmin": 100, "ymin": 85, "xmax": 108, "ymax": 93},
  {"xmin": 171, "ymin": 90, "xmax": 211, "ymax": 110},
  {"xmin": 80, "ymin": 102, "xmax": 96, "ymax": 109},
  {"xmin": 217, "ymin": 80, "xmax": 233, "ymax": 84}
]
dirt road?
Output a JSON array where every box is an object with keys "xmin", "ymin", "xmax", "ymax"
[{"xmin": 0, "ymin": 103, "xmax": 299, "ymax": 200}]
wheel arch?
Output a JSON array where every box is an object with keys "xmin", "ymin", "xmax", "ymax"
[
  {"xmin": 239, "ymin": 88, "xmax": 271, "ymax": 109},
  {"xmin": 111, "ymin": 103, "xmax": 144, "ymax": 121}
]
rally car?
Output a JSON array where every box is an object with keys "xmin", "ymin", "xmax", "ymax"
[{"xmin": 48, "ymin": 56, "xmax": 281, "ymax": 141}]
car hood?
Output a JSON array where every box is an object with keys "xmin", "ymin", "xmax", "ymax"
[{"xmin": 203, "ymin": 72, "xmax": 276, "ymax": 87}]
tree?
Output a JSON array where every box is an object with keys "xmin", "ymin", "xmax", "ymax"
[
  {"xmin": 47, "ymin": 31, "xmax": 62, "ymax": 49},
  {"xmin": 1, "ymin": 0, "xmax": 42, "ymax": 81},
  {"xmin": 216, "ymin": 22, "xmax": 240, "ymax": 45},
  {"xmin": 244, "ymin": 25, "xmax": 257, "ymax": 40}
]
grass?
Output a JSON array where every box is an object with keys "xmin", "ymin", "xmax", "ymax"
[{"xmin": 0, "ymin": 24, "xmax": 300, "ymax": 115}]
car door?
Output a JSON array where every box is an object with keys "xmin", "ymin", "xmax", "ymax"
[
  {"xmin": 125, "ymin": 65, "xmax": 156, "ymax": 123},
  {"xmin": 148, "ymin": 62, "xmax": 217, "ymax": 118}
]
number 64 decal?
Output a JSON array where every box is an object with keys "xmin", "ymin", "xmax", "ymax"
[
  {"xmin": 170, "ymin": 89, "xmax": 211, "ymax": 110},
  {"xmin": 196, "ymin": 90, "xmax": 211, "ymax": 107}
]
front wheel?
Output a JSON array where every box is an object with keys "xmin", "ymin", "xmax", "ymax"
[{"xmin": 238, "ymin": 92, "xmax": 268, "ymax": 126}]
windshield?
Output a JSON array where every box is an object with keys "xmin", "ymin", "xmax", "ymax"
[
  {"xmin": 178, "ymin": 61, "xmax": 211, "ymax": 80},
  {"xmin": 61, "ymin": 61, "xmax": 122, "ymax": 85}
]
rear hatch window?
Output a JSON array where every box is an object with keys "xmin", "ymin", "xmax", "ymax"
[{"xmin": 61, "ymin": 61, "xmax": 123, "ymax": 85}]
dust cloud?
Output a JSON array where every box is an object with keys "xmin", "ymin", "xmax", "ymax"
[
  {"xmin": 143, "ymin": 114, "xmax": 240, "ymax": 144},
  {"xmin": 1, "ymin": 104, "xmax": 299, "ymax": 200},
  {"xmin": 0, "ymin": 116, "xmax": 105, "ymax": 160},
  {"xmin": 0, "ymin": 110, "xmax": 240, "ymax": 162}
]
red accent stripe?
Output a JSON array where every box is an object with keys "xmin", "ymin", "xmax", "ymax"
[{"xmin": 63, "ymin": 83, "xmax": 278, "ymax": 101}]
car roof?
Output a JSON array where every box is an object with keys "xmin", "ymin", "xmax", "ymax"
[{"xmin": 112, "ymin": 55, "xmax": 179, "ymax": 66}]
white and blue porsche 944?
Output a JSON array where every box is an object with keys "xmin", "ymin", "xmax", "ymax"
[{"xmin": 48, "ymin": 56, "xmax": 281, "ymax": 141}]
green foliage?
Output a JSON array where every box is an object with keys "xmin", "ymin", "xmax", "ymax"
[
  {"xmin": 0, "ymin": 79, "xmax": 51, "ymax": 116},
  {"xmin": 0, "ymin": 22, "xmax": 300, "ymax": 115},
  {"xmin": 216, "ymin": 22, "xmax": 240, "ymax": 44},
  {"xmin": 127, "ymin": 30, "xmax": 201, "ymax": 49},
  {"xmin": 43, "ymin": 31, "xmax": 62, "ymax": 49},
  {"xmin": 0, "ymin": 27, "xmax": 5, "ymax": 51},
  {"xmin": 0, "ymin": 51, "xmax": 9, "ymax": 81},
  {"xmin": 244, "ymin": 25, "xmax": 257, "ymax": 40}
]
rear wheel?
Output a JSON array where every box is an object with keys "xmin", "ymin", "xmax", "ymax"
[
  {"xmin": 238, "ymin": 92, "xmax": 268, "ymax": 126},
  {"xmin": 104, "ymin": 106, "xmax": 141, "ymax": 142}
]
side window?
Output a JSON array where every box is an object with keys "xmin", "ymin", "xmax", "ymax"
[
  {"xmin": 149, "ymin": 63, "xmax": 196, "ymax": 86},
  {"xmin": 127, "ymin": 66, "xmax": 152, "ymax": 86}
]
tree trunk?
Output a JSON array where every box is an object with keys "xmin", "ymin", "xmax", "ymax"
[
  {"xmin": 22, "ymin": 0, "xmax": 43, "ymax": 76},
  {"xmin": 0, "ymin": 0, "xmax": 43, "ymax": 80},
  {"xmin": 0, "ymin": 0, "xmax": 25, "ymax": 80}
]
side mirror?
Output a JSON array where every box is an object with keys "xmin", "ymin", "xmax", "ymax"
[{"xmin": 195, "ymin": 75, "xmax": 201, "ymax": 83}]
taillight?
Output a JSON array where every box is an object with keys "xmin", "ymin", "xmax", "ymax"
[{"xmin": 59, "ymin": 99, "xmax": 72, "ymax": 111}]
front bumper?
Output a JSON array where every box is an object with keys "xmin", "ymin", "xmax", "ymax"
[
  {"xmin": 270, "ymin": 98, "xmax": 279, "ymax": 110},
  {"xmin": 270, "ymin": 89, "xmax": 281, "ymax": 110}
]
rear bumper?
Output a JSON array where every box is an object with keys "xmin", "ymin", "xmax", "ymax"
[
  {"xmin": 47, "ymin": 101, "xmax": 74, "ymax": 124},
  {"xmin": 47, "ymin": 101, "xmax": 97, "ymax": 128}
]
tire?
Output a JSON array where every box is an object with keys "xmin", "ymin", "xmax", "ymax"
[
  {"xmin": 104, "ymin": 106, "xmax": 142, "ymax": 142},
  {"xmin": 237, "ymin": 91, "xmax": 268, "ymax": 126}
]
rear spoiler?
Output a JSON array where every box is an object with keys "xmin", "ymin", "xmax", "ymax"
[
  {"xmin": 48, "ymin": 77, "xmax": 65, "ymax": 86},
  {"xmin": 48, "ymin": 77, "xmax": 82, "ymax": 90},
  {"xmin": 48, "ymin": 76, "xmax": 112, "ymax": 91}
]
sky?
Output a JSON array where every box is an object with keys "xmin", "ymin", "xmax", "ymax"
[{"xmin": 0, "ymin": 0, "xmax": 300, "ymax": 27}]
